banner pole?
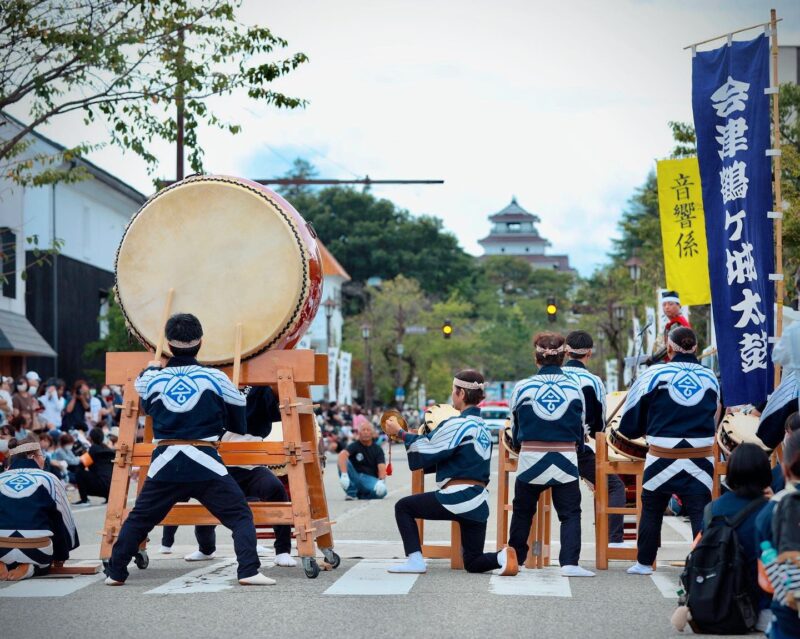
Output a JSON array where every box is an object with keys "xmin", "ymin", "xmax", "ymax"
[{"xmin": 769, "ymin": 8, "xmax": 784, "ymax": 388}]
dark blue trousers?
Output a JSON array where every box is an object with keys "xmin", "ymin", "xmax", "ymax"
[
  {"xmin": 509, "ymin": 478, "xmax": 582, "ymax": 566},
  {"xmin": 161, "ymin": 466, "xmax": 291, "ymax": 555},
  {"xmin": 107, "ymin": 474, "xmax": 260, "ymax": 581},
  {"xmin": 637, "ymin": 489, "xmax": 710, "ymax": 565},
  {"xmin": 577, "ymin": 447, "xmax": 626, "ymax": 543}
]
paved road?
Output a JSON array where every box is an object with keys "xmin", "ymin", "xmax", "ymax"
[{"xmin": 1, "ymin": 446, "xmax": 738, "ymax": 639}]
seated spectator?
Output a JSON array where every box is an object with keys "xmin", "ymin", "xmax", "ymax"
[
  {"xmin": 12, "ymin": 376, "xmax": 40, "ymax": 433},
  {"xmin": 0, "ymin": 435, "xmax": 79, "ymax": 580},
  {"xmin": 62, "ymin": 380, "xmax": 91, "ymax": 432},
  {"xmin": 38, "ymin": 433, "xmax": 66, "ymax": 479},
  {"xmin": 352, "ymin": 406, "xmax": 370, "ymax": 436},
  {"xmin": 74, "ymin": 427, "xmax": 115, "ymax": 505},
  {"xmin": 337, "ymin": 424, "xmax": 387, "ymax": 500},
  {"xmin": 702, "ymin": 443, "xmax": 771, "ymax": 628},
  {"xmin": 755, "ymin": 431, "xmax": 800, "ymax": 639},
  {"xmin": 51, "ymin": 433, "xmax": 81, "ymax": 485},
  {"xmin": 771, "ymin": 413, "xmax": 800, "ymax": 494},
  {"xmin": 0, "ymin": 425, "xmax": 11, "ymax": 465},
  {"xmin": 0, "ymin": 377, "xmax": 12, "ymax": 426},
  {"xmin": 8, "ymin": 415, "xmax": 28, "ymax": 440}
]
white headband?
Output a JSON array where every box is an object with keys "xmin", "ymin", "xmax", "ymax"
[
  {"xmin": 168, "ymin": 338, "xmax": 202, "ymax": 348},
  {"xmin": 536, "ymin": 344, "xmax": 565, "ymax": 356},
  {"xmin": 567, "ymin": 347, "xmax": 591, "ymax": 355},
  {"xmin": 453, "ymin": 378, "xmax": 485, "ymax": 390},
  {"xmin": 662, "ymin": 296, "xmax": 680, "ymax": 305},
  {"xmin": 668, "ymin": 338, "xmax": 697, "ymax": 354},
  {"xmin": 9, "ymin": 442, "xmax": 41, "ymax": 456}
]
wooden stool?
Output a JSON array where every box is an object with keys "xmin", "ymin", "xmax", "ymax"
[
  {"xmin": 411, "ymin": 470, "xmax": 464, "ymax": 569},
  {"xmin": 594, "ymin": 432, "xmax": 645, "ymax": 570},
  {"xmin": 101, "ymin": 349, "xmax": 338, "ymax": 579},
  {"xmin": 0, "ymin": 537, "xmax": 100, "ymax": 576},
  {"xmin": 495, "ymin": 437, "xmax": 552, "ymax": 568},
  {"xmin": 711, "ymin": 438, "xmax": 727, "ymax": 499}
]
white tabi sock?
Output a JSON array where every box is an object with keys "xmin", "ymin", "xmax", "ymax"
[
  {"xmin": 274, "ymin": 553, "xmax": 297, "ymax": 567},
  {"xmin": 387, "ymin": 551, "xmax": 426, "ymax": 574},
  {"xmin": 497, "ymin": 548, "xmax": 507, "ymax": 569},
  {"xmin": 238, "ymin": 572, "xmax": 276, "ymax": 586},
  {"xmin": 256, "ymin": 544, "xmax": 270, "ymax": 556},
  {"xmin": 184, "ymin": 550, "xmax": 215, "ymax": 562},
  {"xmin": 561, "ymin": 565, "xmax": 595, "ymax": 577},
  {"xmin": 626, "ymin": 562, "xmax": 653, "ymax": 575}
]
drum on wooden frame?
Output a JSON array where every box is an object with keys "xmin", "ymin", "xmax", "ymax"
[{"xmin": 115, "ymin": 175, "xmax": 322, "ymax": 365}]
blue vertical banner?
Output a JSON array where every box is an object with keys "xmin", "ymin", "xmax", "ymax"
[{"xmin": 692, "ymin": 34, "xmax": 774, "ymax": 407}]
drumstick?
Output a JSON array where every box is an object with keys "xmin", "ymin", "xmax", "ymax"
[
  {"xmin": 153, "ymin": 288, "xmax": 175, "ymax": 361},
  {"xmin": 232, "ymin": 323, "xmax": 243, "ymax": 388}
]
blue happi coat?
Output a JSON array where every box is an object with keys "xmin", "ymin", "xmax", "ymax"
[
  {"xmin": 0, "ymin": 458, "xmax": 78, "ymax": 567},
  {"xmin": 618, "ymin": 354, "xmax": 720, "ymax": 495},
  {"xmin": 402, "ymin": 406, "xmax": 492, "ymax": 522},
  {"xmin": 511, "ymin": 365, "xmax": 585, "ymax": 486},
  {"xmin": 757, "ymin": 369, "xmax": 798, "ymax": 449},
  {"xmin": 563, "ymin": 359, "xmax": 607, "ymax": 438},
  {"xmin": 136, "ymin": 355, "xmax": 246, "ymax": 482}
]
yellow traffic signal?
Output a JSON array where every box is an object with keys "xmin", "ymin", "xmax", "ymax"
[
  {"xmin": 546, "ymin": 304, "xmax": 557, "ymax": 315},
  {"xmin": 546, "ymin": 297, "xmax": 558, "ymax": 323},
  {"xmin": 442, "ymin": 320, "xmax": 453, "ymax": 338}
]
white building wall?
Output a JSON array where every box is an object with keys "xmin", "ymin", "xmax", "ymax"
[
  {"xmin": 306, "ymin": 274, "xmax": 345, "ymax": 352},
  {"xmin": 0, "ymin": 182, "xmax": 27, "ymax": 315}
]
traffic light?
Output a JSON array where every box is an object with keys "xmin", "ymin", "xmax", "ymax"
[
  {"xmin": 546, "ymin": 297, "xmax": 558, "ymax": 323},
  {"xmin": 442, "ymin": 320, "xmax": 453, "ymax": 339}
]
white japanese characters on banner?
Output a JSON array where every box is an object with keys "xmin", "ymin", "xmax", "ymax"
[
  {"xmin": 645, "ymin": 307, "xmax": 657, "ymax": 355},
  {"xmin": 327, "ymin": 346, "xmax": 339, "ymax": 402}
]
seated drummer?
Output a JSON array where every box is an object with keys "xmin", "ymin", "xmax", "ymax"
[
  {"xmin": 619, "ymin": 327, "xmax": 720, "ymax": 576},
  {"xmin": 0, "ymin": 435, "xmax": 79, "ymax": 580},
  {"xmin": 382, "ymin": 370, "xmax": 518, "ymax": 576},
  {"xmin": 508, "ymin": 331, "xmax": 594, "ymax": 578}
]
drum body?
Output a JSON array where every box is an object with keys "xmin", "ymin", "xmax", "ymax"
[
  {"xmin": 606, "ymin": 417, "xmax": 649, "ymax": 461},
  {"xmin": 716, "ymin": 413, "xmax": 771, "ymax": 457},
  {"xmin": 115, "ymin": 175, "xmax": 322, "ymax": 365},
  {"xmin": 419, "ymin": 404, "xmax": 460, "ymax": 436}
]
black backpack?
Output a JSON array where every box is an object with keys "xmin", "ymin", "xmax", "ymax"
[{"xmin": 680, "ymin": 497, "xmax": 766, "ymax": 635}]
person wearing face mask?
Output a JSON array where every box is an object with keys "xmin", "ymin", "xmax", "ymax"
[
  {"xmin": 62, "ymin": 380, "xmax": 91, "ymax": 432},
  {"xmin": 12, "ymin": 377, "xmax": 39, "ymax": 432},
  {"xmin": 39, "ymin": 379, "xmax": 65, "ymax": 435},
  {"xmin": 0, "ymin": 378, "xmax": 13, "ymax": 426},
  {"xmin": 0, "ymin": 435, "xmax": 79, "ymax": 580}
]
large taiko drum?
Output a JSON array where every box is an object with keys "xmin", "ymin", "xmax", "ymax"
[{"xmin": 115, "ymin": 175, "xmax": 322, "ymax": 365}]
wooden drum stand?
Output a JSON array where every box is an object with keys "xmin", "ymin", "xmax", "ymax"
[
  {"xmin": 496, "ymin": 438, "xmax": 552, "ymax": 569},
  {"xmin": 100, "ymin": 349, "xmax": 338, "ymax": 579}
]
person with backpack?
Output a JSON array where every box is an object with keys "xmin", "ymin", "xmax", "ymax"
[
  {"xmin": 755, "ymin": 431, "xmax": 800, "ymax": 639},
  {"xmin": 677, "ymin": 443, "xmax": 771, "ymax": 634},
  {"xmin": 618, "ymin": 327, "xmax": 720, "ymax": 576}
]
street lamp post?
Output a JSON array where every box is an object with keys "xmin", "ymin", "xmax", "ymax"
[
  {"xmin": 613, "ymin": 303, "xmax": 627, "ymax": 391},
  {"xmin": 395, "ymin": 342, "xmax": 405, "ymax": 408},
  {"xmin": 361, "ymin": 323, "xmax": 372, "ymax": 411}
]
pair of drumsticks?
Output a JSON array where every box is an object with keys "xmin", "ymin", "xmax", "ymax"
[{"xmin": 154, "ymin": 288, "xmax": 244, "ymax": 386}]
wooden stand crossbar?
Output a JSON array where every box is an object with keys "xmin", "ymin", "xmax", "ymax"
[
  {"xmin": 100, "ymin": 349, "xmax": 337, "ymax": 578},
  {"xmin": 411, "ymin": 470, "xmax": 463, "ymax": 569},
  {"xmin": 595, "ymin": 433, "xmax": 644, "ymax": 570},
  {"xmin": 712, "ymin": 438, "xmax": 727, "ymax": 499},
  {"xmin": 495, "ymin": 440, "xmax": 552, "ymax": 568}
]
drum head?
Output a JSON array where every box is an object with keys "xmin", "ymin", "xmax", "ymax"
[
  {"xmin": 421, "ymin": 404, "xmax": 460, "ymax": 434},
  {"xmin": 116, "ymin": 176, "xmax": 321, "ymax": 364},
  {"xmin": 719, "ymin": 413, "xmax": 770, "ymax": 452}
]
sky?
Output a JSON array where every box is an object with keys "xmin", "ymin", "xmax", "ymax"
[{"xmin": 21, "ymin": 0, "xmax": 800, "ymax": 276}]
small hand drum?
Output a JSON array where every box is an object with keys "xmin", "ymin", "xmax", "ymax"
[
  {"xmin": 419, "ymin": 404, "xmax": 460, "ymax": 436},
  {"xmin": 380, "ymin": 410, "xmax": 407, "ymax": 442},
  {"xmin": 501, "ymin": 422, "xmax": 520, "ymax": 459},
  {"xmin": 606, "ymin": 415, "xmax": 649, "ymax": 461}
]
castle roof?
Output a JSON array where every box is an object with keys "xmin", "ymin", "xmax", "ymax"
[{"xmin": 488, "ymin": 197, "xmax": 541, "ymax": 223}]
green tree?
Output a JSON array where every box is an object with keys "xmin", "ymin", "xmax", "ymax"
[
  {"xmin": 1, "ymin": 0, "xmax": 307, "ymax": 186},
  {"xmin": 83, "ymin": 295, "xmax": 146, "ymax": 382},
  {"xmin": 287, "ymin": 186, "xmax": 475, "ymax": 299}
]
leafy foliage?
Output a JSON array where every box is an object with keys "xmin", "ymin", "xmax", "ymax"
[{"xmin": 1, "ymin": 0, "xmax": 307, "ymax": 185}]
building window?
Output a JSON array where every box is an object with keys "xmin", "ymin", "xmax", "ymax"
[
  {"xmin": 507, "ymin": 222, "xmax": 521, "ymax": 232},
  {"xmin": 0, "ymin": 228, "xmax": 16, "ymax": 299}
]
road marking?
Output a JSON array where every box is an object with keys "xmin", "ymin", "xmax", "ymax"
[
  {"xmin": 663, "ymin": 517, "xmax": 694, "ymax": 543},
  {"xmin": 489, "ymin": 568, "xmax": 572, "ymax": 597},
  {"xmin": 0, "ymin": 573, "xmax": 104, "ymax": 597},
  {"xmin": 650, "ymin": 572, "xmax": 680, "ymax": 598},
  {"xmin": 145, "ymin": 559, "xmax": 238, "ymax": 595},
  {"xmin": 323, "ymin": 559, "xmax": 419, "ymax": 596}
]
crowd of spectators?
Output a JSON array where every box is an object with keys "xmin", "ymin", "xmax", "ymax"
[{"xmin": 0, "ymin": 370, "xmax": 121, "ymax": 505}]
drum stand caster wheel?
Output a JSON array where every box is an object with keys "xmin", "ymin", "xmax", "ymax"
[
  {"xmin": 302, "ymin": 557, "xmax": 320, "ymax": 579},
  {"xmin": 134, "ymin": 550, "xmax": 149, "ymax": 570},
  {"xmin": 320, "ymin": 548, "xmax": 341, "ymax": 569}
]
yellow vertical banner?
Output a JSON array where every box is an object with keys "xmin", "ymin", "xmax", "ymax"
[{"xmin": 656, "ymin": 157, "xmax": 711, "ymax": 305}]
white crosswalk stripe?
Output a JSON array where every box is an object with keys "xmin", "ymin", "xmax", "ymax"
[
  {"xmin": 0, "ymin": 573, "xmax": 104, "ymax": 597},
  {"xmin": 145, "ymin": 559, "xmax": 239, "ymax": 594},
  {"xmin": 489, "ymin": 567, "xmax": 572, "ymax": 597},
  {"xmin": 650, "ymin": 572, "xmax": 680, "ymax": 598},
  {"xmin": 324, "ymin": 559, "xmax": 420, "ymax": 595}
]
